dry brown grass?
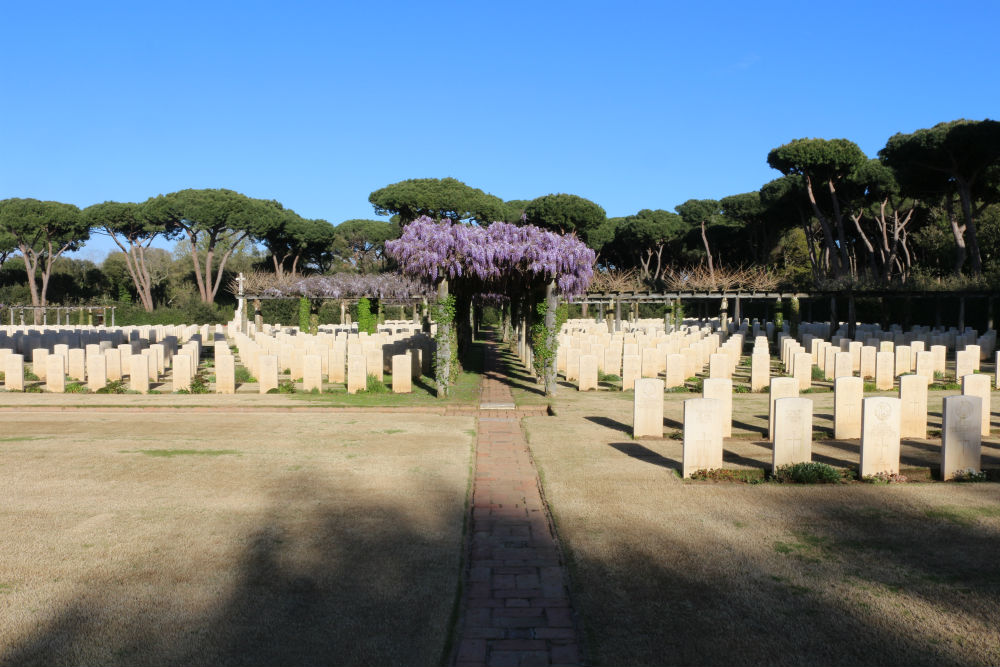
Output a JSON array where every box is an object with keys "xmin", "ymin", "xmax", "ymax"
[
  {"xmin": 526, "ymin": 390, "xmax": 1000, "ymax": 666},
  {"xmin": 0, "ymin": 410, "xmax": 475, "ymax": 667}
]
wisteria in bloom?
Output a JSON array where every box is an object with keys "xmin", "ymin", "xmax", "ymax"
[
  {"xmin": 385, "ymin": 217, "xmax": 595, "ymax": 296},
  {"xmin": 241, "ymin": 271, "xmax": 432, "ymax": 300}
]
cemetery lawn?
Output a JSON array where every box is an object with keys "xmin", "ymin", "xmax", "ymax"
[
  {"xmin": 0, "ymin": 410, "xmax": 475, "ymax": 667},
  {"xmin": 525, "ymin": 390, "xmax": 1000, "ymax": 666}
]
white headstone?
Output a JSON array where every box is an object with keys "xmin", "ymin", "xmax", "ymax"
[
  {"xmin": 772, "ymin": 397, "xmax": 813, "ymax": 471},
  {"xmin": 860, "ymin": 397, "xmax": 901, "ymax": 477},
  {"xmin": 682, "ymin": 398, "xmax": 723, "ymax": 478},
  {"xmin": 633, "ymin": 378, "xmax": 664, "ymax": 438},
  {"xmin": 941, "ymin": 395, "xmax": 983, "ymax": 480}
]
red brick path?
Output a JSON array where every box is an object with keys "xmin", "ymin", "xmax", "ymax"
[{"xmin": 454, "ymin": 341, "xmax": 581, "ymax": 667}]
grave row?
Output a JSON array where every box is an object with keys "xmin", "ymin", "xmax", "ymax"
[{"xmin": 632, "ymin": 374, "xmax": 993, "ymax": 480}]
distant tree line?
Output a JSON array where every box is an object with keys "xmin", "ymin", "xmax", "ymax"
[{"xmin": 1, "ymin": 118, "xmax": 998, "ymax": 319}]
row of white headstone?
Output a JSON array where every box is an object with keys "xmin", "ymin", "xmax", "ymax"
[{"xmin": 632, "ymin": 375, "xmax": 991, "ymax": 480}]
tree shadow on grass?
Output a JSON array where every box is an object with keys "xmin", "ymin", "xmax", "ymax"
[
  {"xmin": 608, "ymin": 442, "xmax": 680, "ymax": 472},
  {"xmin": 565, "ymin": 492, "xmax": 1000, "ymax": 667},
  {"xmin": 585, "ymin": 415, "xmax": 631, "ymax": 436},
  {"xmin": 0, "ymin": 474, "xmax": 464, "ymax": 667}
]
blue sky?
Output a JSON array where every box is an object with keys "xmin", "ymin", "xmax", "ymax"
[{"xmin": 2, "ymin": 1, "xmax": 998, "ymax": 262}]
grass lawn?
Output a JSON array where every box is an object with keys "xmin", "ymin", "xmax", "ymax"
[
  {"xmin": 525, "ymin": 389, "xmax": 1000, "ymax": 666},
  {"xmin": 0, "ymin": 410, "xmax": 475, "ymax": 667}
]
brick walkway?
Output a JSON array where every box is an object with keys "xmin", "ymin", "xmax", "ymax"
[{"xmin": 453, "ymin": 341, "xmax": 581, "ymax": 667}]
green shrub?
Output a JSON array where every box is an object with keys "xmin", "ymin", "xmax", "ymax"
[
  {"xmin": 64, "ymin": 382, "xmax": 89, "ymax": 394},
  {"xmin": 234, "ymin": 366, "xmax": 255, "ymax": 383},
  {"xmin": 355, "ymin": 297, "xmax": 377, "ymax": 335},
  {"xmin": 364, "ymin": 374, "xmax": 389, "ymax": 393},
  {"xmin": 862, "ymin": 471, "xmax": 908, "ymax": 485},
  {"xmin": 950, "ymin": 468, "xmax": 988, "ymax": 483},
  {"xmin": 773, "ymin": 462, "xmax": 847, "ymax": 484},
  {"xmin": 688, "ymin": 468, "xmax": 765, "ymax": 484},
  {"xmin": 96, "ymin": 379, "xmax": 128, "ymax": 394},
  {"xmin": 188, "ymin": 372, "xmax": 210, "ymax": 394},
  {"xmin": 24, "ymin": 370, "xmax": 39, "ymax": 381}
]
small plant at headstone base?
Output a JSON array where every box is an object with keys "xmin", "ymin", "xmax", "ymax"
[
  {"xmin": 96, "ymin": 379, "xmax": 128, "ymax": 394},
  {"xmin": 862, "ymin": 471, "xmax": 908, "ymax": 485},
  {"xmin": 355, "ymin": 297, "xmax": 377, "ymax": 335},
  {"xmin": 268, "ymin": 380, "xmax": 296, "ymax": 394},
  {"xmin": 665, "ymin": 385, "xmax": 690, "ymax": 393},
  {"xmin": 951, "ymin": 468, "xmax": 988, "ymax": 483},
  {"xmin": 531, "ymin": 300, "xmax": 568, "ymax": 380},
  {"xmin": 598, "ymin": 371, "xmax": 620, "ymax": 383},
  {"xmin": 689, "ymin": 468, "xmax": 765, "ymax": 484},
  {"xmin": 686, "ymin": 377, "xmax": 703, "ymax": 393},
  {"xmin": 364, "ymin": 373, "xmax": 389, "ymax": 393},
  {"xmin": 811, "ymin": 366, "xmax": 825, "ymax": 380},
  {"xmin": 667, "ymin": 430, "xmax": 683, "ymax": 440},
  {"xmin": 863, "ymin": 382, "xmax": 878, "ymax": 392},
  {"xmin": 773, "ymin": 462, "xmax": 847, "ymax": 484},
  {"xmin": 733, "ymin": 384, "xmax": 750, "ymax": 394},
  {"xmin": 189, "ymin": 371, "xmax": 210, "ymax": 394},
  {"xmin": 25, "ymin": 385, "xmax": 43, "ymax": 393},
  {"xmin": 24, "ymin": 370, "xmax": 39, "ymax": 381},
  {"xmin": 64, "ymin": 382, "xmax": 89, "ymax": 394},
  {"xmin": 298, "ymin": 296, "xmax": 310, "ymax": 332},
  {"xmin": 234, "ymin": 366, "xmax": 256, "ymax": 383},
  {"xmin": 930, "ymin": 382, "xmax": 961, "ymax": 391}
]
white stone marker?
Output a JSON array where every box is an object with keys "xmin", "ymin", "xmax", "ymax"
[
  {"xmin": 32, "ymin": 348, "xmax": 49, "ymax": 380},
  {"xmin": 67, "ymin": 348, "xmax": 86, "ymax": 381},
  {"xmin": 347, "ymin": 354, "xmax": 367, "ymax": 394},
  {"xmin": 709, "ymin": 352, "xmax": 730, "ymax": 379},
  {"xmin": 751, "ymin": 352, "xmax": 770, "ymax": 392},
  {"xmin": 899, "ymin": 374, "xmax": 928, "ymax": 439},
  {"xmin": 961, "ymin": 373, "xmax": 992, "ymax": 437},
  {"xmin": 860, "ymin": 396, "xmax": 901, "ymax": 477},
  {"xmin": 665, "ymin": 353, "xmax": 686, "ymax": 389},
  {"xmin": 633, "ymin": 378, "xmax": 664, "ymax": 438},
  {"xmin": 566, "ymin": 348, "xmax": 581, "ymax": 381},
  {"xmin": 365, "ymin": 346, "xmax": 384, "ymax": 382},
  {"xmin": 772, "ymin": 397, "xmax": 813, "ymax": 471},
  {"xmin": 578, "ymin": 354, "xmax": 598, "ymax": 391},
  {"xmin": 768, "ymin": 377, "xmax": 799, "ymax": 441},
  {"xmin": 391, "ymin": 354, "xmax": 411, "ymax": 393},
  {"xmin": 895, "ymin": 346, "xmax": 912, "ymax": 375},
  {"xmin": 834, "ymin": 352, "xmax": 853, "ymax": 379},
  {"xmin": 931, "ymin": 345, "xmax": 947, "ymax": 375},
  {"xmin": 640, "ymin": 348, "xmax": 660, "ymax": 379},
  {"xmin": 5, "ymin": 354, "xmax": 24, "ymax": 391},
  {"xmin": 301, "ymin": 354, "xmax": 322, "ymax": 393},
  {"xmin": 860, "ymin": 346, "xmax": 876, "ymax": 380},
  {"xmin": 941, "ymin": 395, "xmax": 983, "ymax": 480},
  {"xmin": 258, "ymin": 354, "xmax": 279, "ymax": 394},
  {"xmin": 703, "ymin": 377, "xmax": 733, "ymax": 438},
  {"xmin": 621, "ymin": 354, "xmax": 640, "ymax": 391},
  {"xmin": 955, "ymin": 349, "xmax": 976, "ymax": 381},
  {"xmin": 46, "ymin": 355, "xmax": 65, "ymax": 393},
  {"xmin": 834, "ymin": 376, "xmax": 863, "ymax": 439},
  {"xmin": 914, "ymin": 351, "xmax": 934, "ymax": 382},
  {"xmin": 966, "ymin": 344, "xmax": 982, "ymax": 370},
  {"xmin": 87, "ymin": 354, "xmax": 106, "ymax": 391},
  {"xmin": 215, "ymin": 354, "xmax": 236, "ymax": 394},
  {"xmin": 823, "ymin": 346, "xmax": 838, "ymax": 381},
  {"xmin": 793, "ymin": 351, "xmax": 812, "ymax": 391},
  {"xmin": 329, "ymin": 345, "xmax": 346, "ymax": 384},
  {"xmin": 130, "ymin": 356, "xmax": 149, "ymax": 393},
  {"xmin": 173, "ymin": 354, "xmax": 192, "ymax": 392},
  {"xmin": 682, "ymin": 397, "xmax": 723, "ymax": 478},
  {"xmin": 105, "ymin": 348, "xmax": 122, "ymax": 381},
  {"xmin": 875, "ymin": 351, "xmax": 895, "ymax": 390}
]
